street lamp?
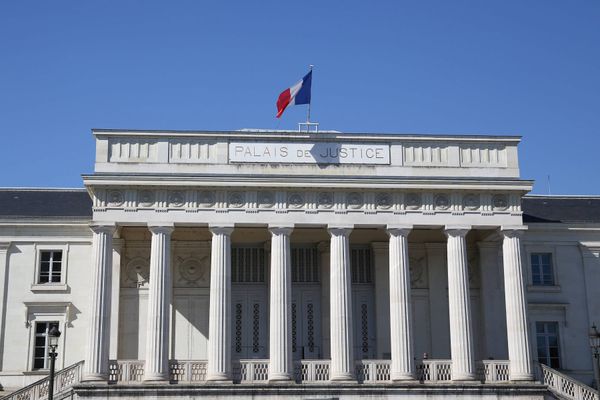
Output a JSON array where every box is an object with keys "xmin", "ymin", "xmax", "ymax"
[
  {"xmin": 589, "ymin": 324, "xmax": 600, "ymax": 389},
  {"xmin": 47, "ymin": 326, "xmax": 61, "ymax": 400}
]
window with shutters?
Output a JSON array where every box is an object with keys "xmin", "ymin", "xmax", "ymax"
[
  {"xmin": 351, "ymin": 247, "xmax": 373, "ymax": 284},
  {"xmin": 291, "ymin": 247, "xmax": 319, "ymax": 283},
  {"xmin": 231, "ymin": 247, "xmax": 266, "ymax": 283}
]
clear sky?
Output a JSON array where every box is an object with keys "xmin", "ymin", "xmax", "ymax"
[{"xmin": 1, "ymin": 1, "xmax": 599, "ymax": 194}]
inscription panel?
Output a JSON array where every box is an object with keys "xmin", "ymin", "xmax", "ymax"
[{"xmin": 229, "ymin": 142, "xmax": 390, "ymax": 165}]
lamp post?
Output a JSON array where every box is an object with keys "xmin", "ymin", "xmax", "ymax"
[
  {"xmin": 589, "ymin": 324, "xmax": 600, "ymax": 389},
  {"xmin": 47, "ymin": 326, "xmax": 61, "ymax": 400}
]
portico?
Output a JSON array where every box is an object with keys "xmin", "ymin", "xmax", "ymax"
[{"xmin": 81, "ymin": 129, "xmax": 535, "ymax": 385}]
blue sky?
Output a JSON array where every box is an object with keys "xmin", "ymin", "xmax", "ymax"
[{"xmin": 1, "ymin": 1, "xmax": 599, "ymax": 194}]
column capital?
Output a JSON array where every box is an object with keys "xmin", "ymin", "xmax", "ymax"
[
  {"xmin": 268, "ymin": 225, "xmax": 294, "ymax": 236},
  {"xmin": 317, "ymin": 241, "xmax": 330, "ymax": 253},
  {"xmin": 90, "ymin": 223, "xmax": 117, "ymax": 235},
  {"xmin": 500, "ymin": 226, "xmax": 527, "ymax": 238},
  {"xmin": 209, "ymin": 224, "xmax": 234, "ymax": 236},
  {"xmin": 444, "ymin": 225, "xmax": 471, "ymax": 238},
  {"xmin": 387, "ymin": 225, "xmax": 412, "ymax": 237},
  {"xmin": 0, "ymin": 242, "xmax": 11, "ymax": 253},
  {"xmin": 148, "ymin": 223, "xmax": 175, "ymax": 235},
  {"xmin": 327, "ymin": 225, "xmax": 353, "ymax": 237}
]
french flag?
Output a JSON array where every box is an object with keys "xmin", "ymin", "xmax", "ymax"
[{"xmin": 276, "ymin": 70, "xmax": 312, "ymax": 118}]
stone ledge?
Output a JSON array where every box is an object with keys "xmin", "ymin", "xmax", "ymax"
[{"xmin": 73, "ymin": 382, "xmax": 549, "ymax": 399}]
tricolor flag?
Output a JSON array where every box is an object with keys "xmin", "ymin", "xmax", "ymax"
[{"xmin": 276, "ymin": 70, "xmax": 312, "ymax": 118}]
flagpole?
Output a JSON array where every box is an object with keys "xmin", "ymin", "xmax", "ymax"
[{"xmin": 307, "ymin": 65, "xmax": 313, "ymax": 124}]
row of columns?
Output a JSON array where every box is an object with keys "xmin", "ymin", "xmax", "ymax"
[{"xmin": 82, "ymin": 223, "xmax": 533, "ymax": 383}]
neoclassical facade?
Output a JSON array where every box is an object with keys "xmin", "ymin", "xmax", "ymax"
[{"xmin": 1, "ymin": 129, "xmax": 599, "ymax": 399}]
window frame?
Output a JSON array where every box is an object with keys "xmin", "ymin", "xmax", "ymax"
[
  {"xmin": 31, "ymin": 244, "xmax": 69, "ymax": 292},
  {"xmin": 529, "ymin": 303, "xmax": 568, "ymax": 370},
  {"xmin": 24, "ymin": 303, "xmax": 70, "ymax": 372},
  {"xmin": 525, "ymin": 245, "xmax": 560, "ymax": 291},
  {"xmin": 32, "ymin": 321, "xmax": 60, "ymax": 370},
  {"xmin": 534, "ymin": 321, "xmax": 562, "ymax": 369}
]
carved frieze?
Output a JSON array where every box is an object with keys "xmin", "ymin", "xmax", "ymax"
[
  {"xmin": 434, "ymin": 194, "xmax": 450, "ymax": 210},
  {"xmin": 317, "ymin": 192, "xmax": 334, "ymax": 209},
  {"xmin": 93, "ymin": 187, "xmax": 521, "ymax": 217}
]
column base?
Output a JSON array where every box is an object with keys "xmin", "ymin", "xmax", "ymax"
[
  {"xmin": 143, "ymin": 372, "xmax": 170, "ymax": 383},
  {"xmin": 80, "ymin": 373, "xmax": 108, "ymax": 383},
  {"xmin": 268, "ymin": 372, "xmax": 293, "ymax": 383},
  {"xmin": 391, "ymin": 373, "xmax": 419, "ymax": 383},
  {"xmin": 329, "ymin": 372, "xmax": 356, "ymax": 383},
  {"xmin": 206, "ymin": 373, "xmax": 232, "ymax": 383},
  {"xmin": 451, "ymin": 373, "xmax": 478, "ymax": 382},
  {"xmin": 510, "ymin": 373, "xmax": 535, "ymax": 381}
]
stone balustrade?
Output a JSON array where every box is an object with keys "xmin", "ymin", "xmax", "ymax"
[{"xmin": 106, "ymin": 359, "xmax": 513, "ymax": 384}]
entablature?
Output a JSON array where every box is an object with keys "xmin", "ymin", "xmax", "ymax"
[
  {"xmin": 91, "ymin": 129, "xmax": 524, "ymax": 179},
  {"xmin": 87, "ymin": 185, "xmax": 525, "ymax": 228}
]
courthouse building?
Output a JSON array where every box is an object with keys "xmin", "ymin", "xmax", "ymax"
[{"xmin": 0, "ymin": 128, "xmax": 599, "ymax": 399}]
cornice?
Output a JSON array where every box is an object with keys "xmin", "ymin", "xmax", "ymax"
[
  {"xmin": 82, "ymin": 175, "xmax": 533, "ymax": 191},
  {"xmin": 92, "ymin": 128, "xmax": 522, "ymax": 143}
]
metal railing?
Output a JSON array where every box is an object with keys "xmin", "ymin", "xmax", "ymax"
[
  {"xmin": 539, "ymin": 363, "xmax": 599, "ymax": 400},
  {"xmin": 2, "ymin": 361, "xmax": 84, "ymax": 400}
]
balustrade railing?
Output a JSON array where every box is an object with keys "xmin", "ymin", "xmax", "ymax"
[
  {"xmin": 105, "ymin": 358, "xmax": 514, "ymax": 384},
  {"xmin": 4, "ymin": 361, "xmax": 84, "ymax": 400},
  {"xmin": 355, "ymin": 359, "xmax": 391, "ymax": 383},
  {"xmin": 417, "ymin": 359, "xmax": 453, "ymax": 382},
  {"xmin": 295, "ymin": 359, "xmax": 331, "ymax": 383},
  {"xmin": 539, "ymin": 363, "xmax": 599, "ymax": 400},
  {"xmin": 232, "ymin": 360, "xmax": 269, "ymax": 383}
]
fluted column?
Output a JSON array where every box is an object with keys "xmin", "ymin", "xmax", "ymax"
[
  {"xmin": 144, "ymin": 224, "xmax": 174, "ymax": 382},
  {"xmin": 444, "ymin": 226, "xmax": 476, "ymax": 381},
  {"xmin": 207, "ymin": 225, "xmax": 234, "ymax": 381},
  {"xmin": 387, "ymin": 225, "xmax": 416, "ymax": 381},
  {"xmin": 268, "ymin": 225, "xmax": 294, "ymax": 381},
  {"xmin": 328, "ymin": 226, "xmax": 354, "ymax": 381},
  {"xmin": 83, "ymin": 224, "xmax": 116, "ymax": 381},
  {"xmin": 501, "ymin": 227, "xmax": 534, "ymax": 381}
]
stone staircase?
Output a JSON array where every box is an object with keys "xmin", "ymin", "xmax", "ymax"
[
  {"xmin": 538, "ymin": 363, "xmax": 599, "ymax": 400},
  {"xmin": 1, "ymin": 361, "xmax": 83, "ymax": 400},
  {"xmin": 1, "ymin": 360, "xmax": 598, "ymax": 400}
]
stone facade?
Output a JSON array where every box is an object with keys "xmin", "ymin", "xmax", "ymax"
[{"xmin": 0, "ymin": 129, "xmax": 598, "ymax": 399}]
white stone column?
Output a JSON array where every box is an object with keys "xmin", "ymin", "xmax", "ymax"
[
  {"xmin": 83, "ymin": 224, "xmax": 116, "ymax": 381},
  {"xmin": 0, "ymin": 242, "xmax": 11, "ymax": 371},
  {"xmin": 268, "ymin": 225, "xmax": 294, "ymax": 381},
  {"xmin": 444, "ymin": 226, "xmax": 476, "ymax": 381},
  {"xmin": 109, "ymin": 239, "xmax": 124, "ymax": 360},
  {"xmin": 387, "ymin": 226, "xmax": 416, "ymax": 381},
  {"xmin": 328, "ymin": 226, "xmax": 355, "ymax": 381},
  {"xmin": 207, "ymin": 225, "xmax": 234, "ymax": 381},
  {"xmin": 144, "ymin": 224, "xmax": 174, "ymax": 382},
  {"xmin": 501, "ymin": 227, "xmax": 534, "ymax": 381}
]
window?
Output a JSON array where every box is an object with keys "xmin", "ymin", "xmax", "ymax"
[
  {"xmin": 292, "ymin": 247, "xmax": 319, "ymax": 283},
  {"xmin": 536, "ymin": 321, "xmax": 561, "ymax": 368},
  {"xmin": 531, "ymin": 253, "xmax": 554, "ymax": 286},
  {"xmin": 33, "ymin": 321, "xmax": 59, "ymax": 369},
  {"xmin": 231, "ymin": 247, "xmax": 266, "ymax": 283},
  {"xmin": 38, "ymin": 250, "xmax": 62, "ymax": 284},
  {"xmin": 351, "ymin": 248, "xmax": 373, "ymax": 284}
]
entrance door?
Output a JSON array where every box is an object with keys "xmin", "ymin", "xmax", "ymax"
[
  {"xmin": 231, "ymin": 287, "xmax": 268, "ymax": 359},
  {"xmin": 352, "ymin": 287, "xmax": 376, "ymax": 360},
  {"xmin": 172, "ymin": 294, "xmax": 209, "ymax": 359},
  {"xmin": 292, "ymin": 286, "xmax": 321, "ymax": 359}
]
